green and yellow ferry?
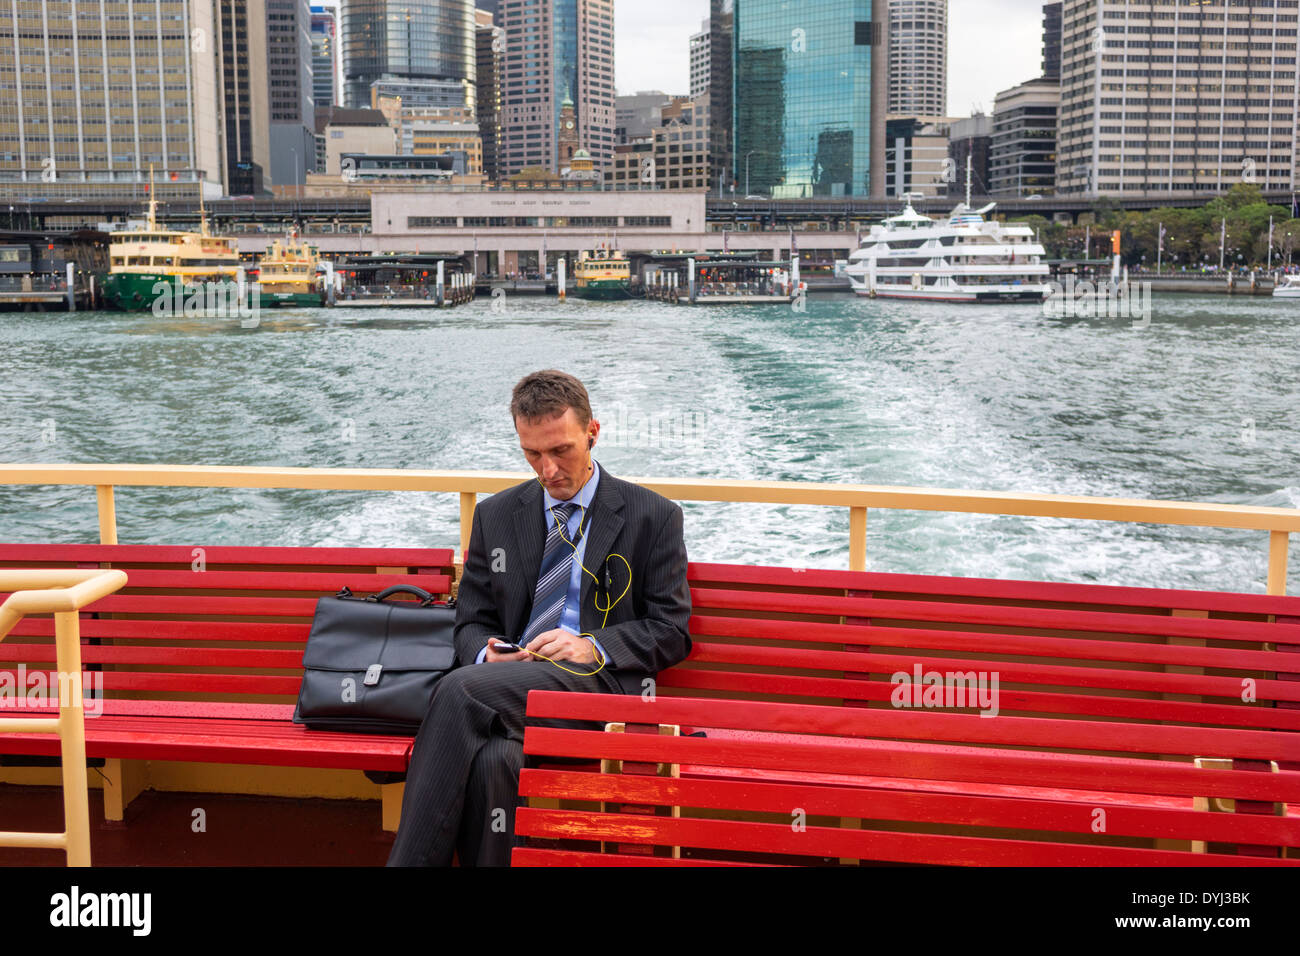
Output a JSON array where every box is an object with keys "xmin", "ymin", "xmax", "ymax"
[
  {"xmin": 574, "ymin": 247, "xmax": 632, "ymax": 300},
  {"xmin": 256, "ymin": 232, "xmax": 325, "ymax": 307},
  {"xmin": 100, "ymin": 182, "xmax": 242, "ymax": 312}
]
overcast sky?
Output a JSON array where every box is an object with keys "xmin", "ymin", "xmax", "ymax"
[{"xmin": 614, "ymin": 0, "xmax": 1046, "ymax": 117}]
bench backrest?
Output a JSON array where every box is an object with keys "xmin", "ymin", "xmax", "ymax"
[
  {"xmin": 0, "ymin": 544, "xmax": 455, "ymax": 712},
  {"xmin": 676, "ymin": 563, "xmax": 1300, "ymax": 739}
]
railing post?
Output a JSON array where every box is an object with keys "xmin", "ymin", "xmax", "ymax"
[
  {"xmin": 96, "ymin": 485, "xmax": 117, "ymax": 545},
  {"xmin": 1268, "ymin": 530, "xmax": 1289, "ymax": 595},
  {"xmin": 459, "ymin": 492, "xmax": 477, "ymax": 562},
  {"xmin": 849, "ymin": 506, "xmax": 868, "ymax": 572},
  {"xmin": 54, "ymin": 610, "xmax": 91, "ymax": 867}
]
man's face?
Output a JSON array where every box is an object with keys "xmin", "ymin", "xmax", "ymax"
[{"xmin": 515, "ymin": 407, "xmax": 599, "ymax": 501}]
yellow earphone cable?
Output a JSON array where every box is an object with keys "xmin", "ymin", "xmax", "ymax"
[{"xmin": 519, "ymin": 500, "xmax": 631, "ymax": 677}]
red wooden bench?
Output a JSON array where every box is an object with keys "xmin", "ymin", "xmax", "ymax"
[
  {"xmin": 0, "ymin": 543, "xmax": 455, "ymax": 830},
  {"xmin": 513, "ymin": 562, "xmax": 1300, "ymax": 865}
]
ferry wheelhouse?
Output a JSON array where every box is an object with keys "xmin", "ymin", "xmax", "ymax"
[
  {"xmin": 257, "ymin": 232, "xmax": 324, "ymax": 307},
  {"xmin": 100, "ymin": 184, "xmax": 242, "ymax": 313},
  {"xmin": 846, "ymin": 201, "xmax": 1051, "ymax": 303}
]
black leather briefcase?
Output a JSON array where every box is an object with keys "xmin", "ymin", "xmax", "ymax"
[{"xmin": 293, "ymin": 584, "xmax": 457, "ymax": 735}]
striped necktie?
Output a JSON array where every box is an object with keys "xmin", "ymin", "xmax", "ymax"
[{"xmin": 521, "ymin": 502, "xmax": 582, "ymax": 645}]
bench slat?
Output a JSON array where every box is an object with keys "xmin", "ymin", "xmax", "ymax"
[
  {"xmin": 522, "ymin": 726, "xmax": 1300, "ymax": 801},
  {"xmin": 689, "ymin": 562, "xmax": 1300, "ymax": 617},
  {"xmin": 519, "ymin": 768, "xmax": 1300, "ymax": 845},
  {"xmin": 692, "ymin": 614, "xmax": 1289, "ymax": 673},
  {"xmin": 515, "ymin": 807, "xmax": 1297, "ymax": 866},
  {"xmin": 692, "ymin": 588, "xmax": 1299, "ymax": 645},
  {"xmin": 657, "ymin": 668, "xmax": 1300, "ymax": 731}
]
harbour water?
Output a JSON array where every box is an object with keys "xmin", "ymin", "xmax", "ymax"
[{"xmin": 1, "ymin": 293, "xmax": 1297, "ymax": 593}]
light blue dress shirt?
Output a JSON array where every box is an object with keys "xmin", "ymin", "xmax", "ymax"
[{"xmin": 476, "ymin": 460, "xmax": 610, "ymax": 666}]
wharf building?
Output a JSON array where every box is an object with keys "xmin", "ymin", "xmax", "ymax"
[
  {"xmin": 887, "ymin": 0, "xmax": 948, "ymax": 117},
  {"xmin": 340, "ymin": 0, "xmax": 476, "ymax": 113},
  {"xmin": 1056, "ymin": 0, "xmax": 1300, "ymax": 196},
  {"xmin": 496, "ymin": 0, "xmax": 616, "ymax": 177},
  {"xmin": 0, "ymin": 0, "xmax": 226, "ymax": 201},
  {"xmin": 346, "ymin": 190, "xmax": 859, "ymax": 278},
  {"xmin": 733, "ymin": 0, "xmax": 888, "ymax": 198}
]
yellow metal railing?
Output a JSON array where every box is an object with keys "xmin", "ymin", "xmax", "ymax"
[
  {"xmin": 0, "ymin": 568, "xmax": 128, "ymax": 866},
  {"xmin": 0, "ymin": 463, "xmax": 1296, "ymax": 595}
]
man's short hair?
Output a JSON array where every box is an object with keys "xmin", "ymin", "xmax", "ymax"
[{"xmin": 510, "ymin": 370, "xmax": 592, "ymax": 426}]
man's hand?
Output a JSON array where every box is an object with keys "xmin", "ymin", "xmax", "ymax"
[
  {"xmin": 525, "ymin": 629, "xmax": 598, "ymax": 665},
  {"xmin": 484, "ymin": 638, "xmax": 530, "ymax": 663}
]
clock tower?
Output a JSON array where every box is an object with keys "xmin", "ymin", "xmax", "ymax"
[{"xmin": 558, "ymin": 94, "xmax": 578, "ymax": 169}]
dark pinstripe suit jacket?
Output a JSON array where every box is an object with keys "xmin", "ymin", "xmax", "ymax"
[{"xmin": 454, "ymin": 463, "xmax": 692, "ymax": 695}]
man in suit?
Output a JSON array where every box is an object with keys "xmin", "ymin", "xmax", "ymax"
[{"xmin": 387, "ymin": 370, "xmax": 691, "ymax": 866}]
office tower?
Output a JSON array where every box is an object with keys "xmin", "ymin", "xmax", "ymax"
[
  {"xmin": 341, "ymin": 0, "xmax": 476, "ymax": 111},
  {"xmin": 373, "ymin": 81, "xmax": 484, "ymax": 174},
  {"xmin": 690, "ymin": 19, "xmax": 711, "ymax": 100},
  {"xmin": 312, "ymin": 5, "xmax": 339, "ymax": 110},
  {"xmin": 697, "ymin": 0, "xmax": 733, "ymax": 194},
  {"xmin": 990, "ymin": 78, "xmax": 1058, "ymax": 196},
  {"xmin": 616, "ymin": 92, "xmax": 671, "ymax": 144},
  {"xmin": 475, "ymin": 8, "xmax": 503, "ymax": 178},
  {"xmin": 0, "ymin": 0, "xmax": 224, "ymax": 200},
  {"xmin": 1058, "ymin": 0, "xmax": 1299, "ymax": 196},
  {"xmin": 497, "ymin": 0, "xmax": 616, "ymax": 176},
  {"xmin": 884, "ymin": 116, "xmax": 950, "ymax": 198},
  {"xmin": 1042, "ymin": 2, "xmax": 1062, "ymax": 81},
  {"xmin": 477, "ymin": 0, "xmax": 499, "ymax": 13},
  {"xmin": 733, "ymin": 0, "xmax": 887, "ymax": 198},
  {"xmin": 887, "ymin": 0, "xmax": 947, "ymax": 118},
  {"xmin": 947, "ymin": 113, "xmax": 992, "ymax": 198},
  {"xmin": 268, "ymin": 0, "xmax": 315, "ymax": 194},
  {"xmin": 217, "ymin": 0, "xmax": 272, "ymax": 194}
]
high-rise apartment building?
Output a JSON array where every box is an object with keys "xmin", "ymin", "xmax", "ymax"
[
  {"xmin": 1057, "ymin": 0, "xmax": 1300, "ymax": 196},
  {"xmin": 1042, "ymin": 2, "xmax": 1062, "ymax": 81},
  {"xmin": 311, "ymin": 5, "xmax": 338, "ymax": 110},
  {"xmin": 497, "ymin": 0, "xmax": 616, "ymax": 176},
  {"xmin": 734, "ymin": 0, "xmax": 887, "ymax": 198},
  {"xmin": 341, "ymin": 0, "xmax": 476, "ymax": 111},
  {"xmin": 268, "ymin": 0, "xmax": 315, "ymax": 194},
  {"xmin": 0, "ymin": 0, "xmax": 224, "ymax": 200},
  {"xmin": 887, "ymin": 0, "xmax": 947, "ymax": 117},
  {"xmin": 990, "ymin": 77, "xmax": 1058, "ymax": 196},
  {"xmin": 475, "ymin": 7, "xmax": 503, "ymax": 178}
]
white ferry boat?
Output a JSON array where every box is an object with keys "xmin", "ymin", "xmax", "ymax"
[{"xmin": 846, "ymin": 198, "xmax": 1051, "ymax": 303}]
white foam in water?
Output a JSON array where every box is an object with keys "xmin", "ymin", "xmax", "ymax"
[{"xmin": 1, "ymin": 295, "xmax": 1297, "ymax": 594}]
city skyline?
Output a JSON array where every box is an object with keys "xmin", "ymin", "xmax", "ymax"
[{"xmin": 615, "ymin": 0, "xmax": 1044, "ymax": 117}]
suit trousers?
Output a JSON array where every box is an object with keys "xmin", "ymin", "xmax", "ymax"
[{"xmin": 386, "ymin": 658, "xmax": 621, "ymax": 866}]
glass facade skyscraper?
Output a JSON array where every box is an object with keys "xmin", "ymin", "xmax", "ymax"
[
  {"xmin": 341, "ymin": 0, "xmax": 476, "ymax": 110},
  {"xmin": 733, "ymin": 0, "xmax": 884, "ymax": 198}
]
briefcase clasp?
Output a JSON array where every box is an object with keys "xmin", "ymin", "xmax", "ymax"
[{"xmin": 364, "ymin": 664, "xmax": 383, "ymax": 686}]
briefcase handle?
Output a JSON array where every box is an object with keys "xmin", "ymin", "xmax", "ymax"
[{"xmin": 366, "ymin": 584, "xmax": 438, "ymax": 606}]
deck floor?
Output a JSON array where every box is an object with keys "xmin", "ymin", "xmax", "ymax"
[{"xmin": 0, "ymin": 784, "xmax": 393, "ymax": 866}]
